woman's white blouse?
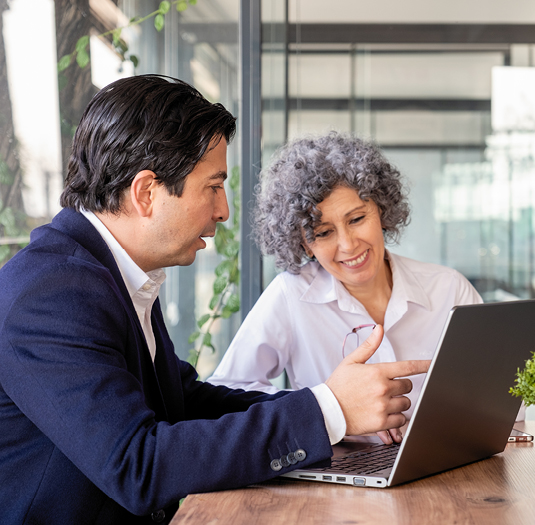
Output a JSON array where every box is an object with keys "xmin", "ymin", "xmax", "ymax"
[{"xmin": 209, "ymin": 251, "xmax": 483, "ymax": 418}]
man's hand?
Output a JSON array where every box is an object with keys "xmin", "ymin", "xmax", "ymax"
[{"xmin": 325, "ymin": 325, "xmax": 430, "ymax": 437}]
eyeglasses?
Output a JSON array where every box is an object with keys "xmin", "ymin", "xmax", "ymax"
[{"xmin": 342, "ymin": 324, "xmax": 376, "ymax": 358}]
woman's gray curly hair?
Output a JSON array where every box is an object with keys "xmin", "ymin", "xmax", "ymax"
[{"xmin": 253, "ymin": 131, "xmax": 410, "ymax": 274}]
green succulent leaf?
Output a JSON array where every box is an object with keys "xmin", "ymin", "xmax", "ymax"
[
  {"xmin": 154, "ymin": 13, "xmax": 165, "ymax": 31},
  {"xmin": 159, "ymin": 1, "xmax": 171, "ymax": 13},
  {"xmin": 202, "ymin": 332, "xmax": 212, "ymax": 348},
  {"xmin": 209, "ymin": 294, "xmax": 221, "ymax": 310},
  {"xmin": 76, "ymin": 49, "xmax": 90, "ymax": 69},
  {"xmin": 221, "ymin": 305, "xmax": 233, "ymax": 319},
  {"xmin": 116, "ymin": 39, "xmax": 128, "ymax": 54},
  {"xmin": 177, "ymin": 1, "xmax": 188, "ymax": 11},
  {"xmin": 214, "ymin": 224, "xmax": 230, "ymax": 254},
  {"xmin": 215, "ymin": 260, "xmax": 232, "ymax": 277},
  {"xmin": 197, "ymin": 313, "xmax": 211, "ymax": 328},
  {"xmin": 226, "ymin": 293, "xmax": 240, "ymax": 312},
  {"xmin": 213, "ymin": 275, "xmax": 228, "ymax": 295},
  {"xmin": 112, "ymin": 29, "xmax": 122, "ymax": 46},
  {"xmin": 224, "ymin": 240, "xmax": 240, "ymax": 258},
  {"xmin": 189, "ymin": 0, "xmax": 198, "ymax": 5},
  {"xmin": 188, "ymin": 331, "xmax": 201, "ymax": 344},
  {"xmin": 57, "ymin": 54, "xmax": 72, "ymax": 72},
  {"xmin": 214, "ymin": 236, "xmax": 225, "ymax": 255},
  {"xmin": 130, "ymin": 54, "xmax": 139, "ymax": 68},
  {"xmin": 75, "ymin": 35, "xmax": 89, "ymax": 53},
  {"xmin": 229, "ymin": 265, "xmax": 240, "ymax": 284},
  {"xmin": 226, "ymin": 227, "xmax": 236, "ymax": 242}
]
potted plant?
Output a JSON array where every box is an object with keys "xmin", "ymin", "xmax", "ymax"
[{"xmin": 510, "ymin": 351, "xmax": 535, "ymax": 408}]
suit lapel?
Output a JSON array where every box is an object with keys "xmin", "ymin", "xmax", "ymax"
[
  {"xmin": 45, "ymin": 208, "xmax": 174, "ymax": 420},
  {"xmin": 152, "ymin": 299, "xmax": 185, "ymax": 423}
]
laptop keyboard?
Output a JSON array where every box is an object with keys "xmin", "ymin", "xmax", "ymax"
[{"xmin": 318, "ymin": 443, "xmax": 401, "ymax": 475}]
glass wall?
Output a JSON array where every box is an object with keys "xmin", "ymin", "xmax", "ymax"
[
  {"xmin": 0, "ymin": 0, "xmax": 239, "ymax": 378},
  {"xmin": 261, "ymin": 0, "xmax": 535, "ymax": 307}
]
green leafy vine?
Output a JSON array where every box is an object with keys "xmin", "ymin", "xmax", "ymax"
[
  {"xmin": 510, "ymin": 351, "xmax": 535, "ymax": 407},
  {"xmin": 57, "ymin": 0, "xmax": 198, "ymax": 74},
  {"xmin": 187, "ymin": 166, "xmax": 241, "ymax": 369}
]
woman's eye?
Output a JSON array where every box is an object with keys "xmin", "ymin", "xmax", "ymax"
[
  {"xmin": 350, "ymin": 215, "xmax": 365, "ymax": 224},
  {"xmin": 315, "ymin": 230, "xmax": 331, "ymax": 239}
]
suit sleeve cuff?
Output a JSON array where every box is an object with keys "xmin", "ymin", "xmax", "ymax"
[{"xmin": 310, "ymin": 383, "xmax": 347, "ymax": 445}]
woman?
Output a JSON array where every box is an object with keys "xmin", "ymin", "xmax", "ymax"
[{"xmin": 209, "ymin": 131, "xmax": 482, "ymax": 418}]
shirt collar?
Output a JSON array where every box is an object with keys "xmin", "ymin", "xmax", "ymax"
[
  {"xmin": 299, "ymin": 250, "xmax": 431, "ymax": 312},
  {"xmin": 80, "ymin": 209, "xmax": 166, "ymax": 299},
  {"xmin": 299, "ymin": 262, "xmax": 338, "ymax": 305},
  {"xmin": 387, "ymin": 250, "xmax": 431, "ymax": 311}
]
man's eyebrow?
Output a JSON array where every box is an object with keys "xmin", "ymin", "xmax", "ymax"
[{"xmin": 209, "ymin": 170, "xmax": 227, "ymax": 181}]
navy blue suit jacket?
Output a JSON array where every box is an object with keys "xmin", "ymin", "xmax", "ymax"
[{"xmin": 0, "ymin": 208, "xmax": 332, "ymax": 524}]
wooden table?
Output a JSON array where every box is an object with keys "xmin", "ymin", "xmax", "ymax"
[{"xmin": 171, "ymin": 421, "xmax": 535, "ymax": 525}]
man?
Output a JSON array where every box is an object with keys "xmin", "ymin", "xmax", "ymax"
[{"xmin": 0, "ymin": 75, "xmax": 429, "ymax": 524}]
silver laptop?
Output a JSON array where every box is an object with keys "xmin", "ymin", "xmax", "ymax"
[{"xmin": 282, "ymin": 300, "xmax": 535, "ymax": 488}]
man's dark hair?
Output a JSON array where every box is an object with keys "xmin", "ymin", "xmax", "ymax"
[{"xmin": 60, "ymin": 75, "xmax": 237, "ymax": 213}]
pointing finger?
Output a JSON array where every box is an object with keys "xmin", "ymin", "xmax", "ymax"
[
  {"xmin": 381, "ymin": 359, "xmax": 431, "ymax": 379},
  {"xmin": 343, "ymin": 325, "xmax": 384, "ymax": 365}
]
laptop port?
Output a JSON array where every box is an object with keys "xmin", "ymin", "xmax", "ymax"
[
  {"xmin": 322, "ymin": 475, "xmax": 332, "ymax": 481},
  {"xmin": 298, "ymin": 474, "xmax": 317, "ymax": 479},
  {"xmin": 353, "ymin": 477, "xmax": 366, "ymax": 486},
  {"xmin": 336, "ymin": 476, "xmax": 346, "ymax": 482}
]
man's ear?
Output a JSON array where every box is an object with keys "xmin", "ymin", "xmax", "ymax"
[{"xmin": 130, "ymin": 170, "xmax": 158, "ymax": 217}]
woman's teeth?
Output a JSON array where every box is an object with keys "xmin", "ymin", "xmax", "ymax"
[{"xmin": 343, "ymin": 250, "xmax": 368, "ymax": 267}]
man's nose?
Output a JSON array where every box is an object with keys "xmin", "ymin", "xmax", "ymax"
[{"xmin": 214, "ymin": 188, "xmax": 230, "ymax": 223}]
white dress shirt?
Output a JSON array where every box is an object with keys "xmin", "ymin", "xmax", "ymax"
[
  {"xmin": 209, "ymin": 251, "xmax": 484, "ymax": 420},
  {"xmin": 81, "ymin": 210, "xmax": 165, "ymax": 362}
]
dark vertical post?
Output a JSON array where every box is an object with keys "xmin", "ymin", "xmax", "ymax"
[
  {"xmin": 284, "ymin": 0, "xmax": 289, "ymax": 143},
  {"xmin": 240, "ymin": 0, "xmax": 263, "ymax": 319}
]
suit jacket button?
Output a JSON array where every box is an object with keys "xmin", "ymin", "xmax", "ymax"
[
  {"xmin": 287, "ymin": 451, "xmax": 297, "ymax": 465},
  {"xmin": 270, "ymin": 458, "xmax": 282, "ymax": 471},
  {"xmin": 151, "ymin": 509, "xmax": 166, "ymax": 522},
  {"xmin": 280, "ymin": 455, "xmax": 290, "ymax": 468},
  {"xmin": 295, "ymin": 449, "xmax": 307, "ymax": 461}
]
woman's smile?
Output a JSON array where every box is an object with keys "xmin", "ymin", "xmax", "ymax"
[{"xmin": 340, "ymin": 249, "xmax": 370, "ymax": 268}]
